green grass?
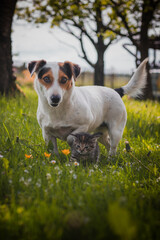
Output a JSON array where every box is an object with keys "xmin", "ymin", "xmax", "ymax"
[{"xmin": 0, "ymin": 87, "xmax": 160, "ymax": 240}]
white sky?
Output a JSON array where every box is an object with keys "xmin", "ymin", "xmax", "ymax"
[{"xmin": 12, "ymin": 20, "xmax": 138, "ymax": 74}]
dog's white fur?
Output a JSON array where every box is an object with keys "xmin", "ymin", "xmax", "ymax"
[{"xmin": 28, "ymin": 58, "xmax": 148, "ymax": 156}]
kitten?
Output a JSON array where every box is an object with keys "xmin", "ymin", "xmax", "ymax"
[{"xmin": 70, "ymin": 132, "xmax": 102, "ymax": 165}]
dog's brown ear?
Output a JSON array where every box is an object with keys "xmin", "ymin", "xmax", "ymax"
[
  {"xmin": 28, "ymin": 60, "xmax": 46, "ymax": 77},
  {"xmin": 62, "ymin": 61, "xmax": 81, "ymax": 81},
  {"xmin": 73, "ymin": 64, "xmax": 81, "ymax": 79}
]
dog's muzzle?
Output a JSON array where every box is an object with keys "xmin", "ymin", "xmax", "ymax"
[{"xmin": 50, "ymin": 94, "xmax": 61, "ymax": 107}]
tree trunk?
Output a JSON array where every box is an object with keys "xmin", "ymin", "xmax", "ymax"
[
  {"xmin": 139, "ymin": 1, "xmax": 153, "ymax": 100},
  {"xmin": 94, "ymin": 37, "xmax": 105, "ymax": 86},
  {"xmin": 0, "ymin": 0, "xmax": 17, "ymax": 95},
  {"xmin": 94, "ymin": 52, "xmax": 104, "ymax": 86}
]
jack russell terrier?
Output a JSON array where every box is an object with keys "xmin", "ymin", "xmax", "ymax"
[{"xmin": 28, "ymin": 58, "xmax": 147, "ymax": 156}]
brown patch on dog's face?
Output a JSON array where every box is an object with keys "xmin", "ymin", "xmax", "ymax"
[
  {"xmin": 58, "ymin": 61, "xmax": 81, "ymax": 81},
  {"xmin": 38, "ymin": 69, "xmax": 54, "ymax": 89},
  {"xmin": 58, "ymin": 62, "xmax": 73, "ymax": 90}
]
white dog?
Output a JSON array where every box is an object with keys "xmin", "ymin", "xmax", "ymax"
[{"xmin": 28, "ymin": 58, "xmax": 147, "ymax": 156}]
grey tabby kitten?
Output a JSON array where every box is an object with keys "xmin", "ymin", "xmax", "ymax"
[{"xmin": 70, "ymin": 132, "xmax": 102, "ymax": 165}]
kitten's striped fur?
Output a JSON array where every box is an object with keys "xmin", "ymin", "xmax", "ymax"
[{"xmin": 70, "ymin": 132, "xmax": 102, "ymax": 165}]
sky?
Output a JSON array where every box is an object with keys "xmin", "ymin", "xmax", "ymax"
[{"xmin": 12, "ymin": 19, "xmax": 138, "ymax": 74}]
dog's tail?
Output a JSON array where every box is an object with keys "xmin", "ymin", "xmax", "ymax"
[{"xmin": 115, "ymin": 58, "xmax": 148, "ymax": 98}]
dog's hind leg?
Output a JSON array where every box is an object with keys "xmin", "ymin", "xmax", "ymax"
[
  {"xmin": 98, "ymin": 131, "xmax": 110, "ymax": 151},
  {"xmin": 108, "ymin": 128, "xmax": 123, "ymax": 156},
  {"xmin": 108, "ymin": 118, "xmax": 126, "ymax": 156}
]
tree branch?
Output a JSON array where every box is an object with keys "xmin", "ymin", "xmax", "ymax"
[
  {"xmin": 110, "ymin": 0, "xmax": 139, "ymax": 48},
  {"xmin": 70, "ymin": 19, "xmax": 96, "ymax": 47},
  {"xmin": 79, "ymin": 32, "xmax": 95, "ymax": 68}
]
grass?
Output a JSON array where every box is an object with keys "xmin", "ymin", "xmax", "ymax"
[{"xmin": 0, "ymin": 87, "xmax": 160, "ymax": 240}]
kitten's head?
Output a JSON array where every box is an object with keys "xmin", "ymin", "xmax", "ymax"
[{"xmin": 71, "ymin": 132, "xmax": 102, "ymax": 155}]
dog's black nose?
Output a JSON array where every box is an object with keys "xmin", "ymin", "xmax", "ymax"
[{"xmin": 50, "ymin": 95, "xmax": 61, "ymax": 104}]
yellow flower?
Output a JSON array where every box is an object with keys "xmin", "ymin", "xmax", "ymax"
[
  {"xmin": 44, "ymin": 152, "xmax": 51, "ymax": 157},
  {"xmin": 17, "ymin": 207, "xmax": 24, "ymax": 214},
  {"xmin": 25, "ymin": 154, "xmax": 32, "ymax": 159},
  {"xmin": 61, "ymin": 149, "xmax": 70, "ymax": 155}
]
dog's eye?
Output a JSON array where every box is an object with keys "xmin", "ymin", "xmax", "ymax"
[
  {"xmin": 43, "ymin": 76, "xmax": 51, "ymax": 83},
  {"xmin": 60, "ymin": 77, "xmax": 67, "ymax": 84}
]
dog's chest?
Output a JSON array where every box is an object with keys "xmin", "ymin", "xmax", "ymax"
[
  {"xmin": 46, "ymin": 126, "xmax": 75, "ymax": 140},
  {"xmin": 37, "ymin": 108, "xmax": 79, "ymax": 140}
]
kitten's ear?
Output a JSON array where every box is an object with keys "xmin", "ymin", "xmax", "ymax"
[
  {"xmin": 70, "ymin": 134, "xmax": 77, "ymax": 141},
  {"xmin": 91, "ymin": 132, "xmax": 102, "ymax": 141}
]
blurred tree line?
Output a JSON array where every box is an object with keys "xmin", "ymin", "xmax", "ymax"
[{"xmin": 0, "ymin": 0, "xmax": 159, "ymax": 99}]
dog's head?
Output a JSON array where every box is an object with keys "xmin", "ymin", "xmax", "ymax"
[{"xmin": 28, "ymin": 60, "xmax": 80, "ymax": 107}]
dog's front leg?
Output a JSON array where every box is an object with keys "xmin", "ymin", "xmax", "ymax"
[
  {"xmin": 50, "ymin": 136, "xmax": 59, "ymax": 156},
  {"xmin": 42, "ymin": 129, "xmax": 59, "ymax": 156}
]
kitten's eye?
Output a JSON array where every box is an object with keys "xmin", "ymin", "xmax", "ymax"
[
  {"xmin": 85, "ymin": 146, "xmax": 89, "ymax": 149},
  {"xmin": 60, "ymin": 77, "xmax": 68, "ymax": 84},
  {"xmin": 43, "ymin": 76, "xmax": 51, "ymax": 83},
  {"xmin": 76, "ymin": 145, "xmax": 80, "ymax": 148}
]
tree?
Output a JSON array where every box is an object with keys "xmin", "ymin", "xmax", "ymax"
[
  {"xmin": 106, "ymin": 0, "xmax": 160, "ymax": 99},
  {"xmin": 17, "ymin": 0, "xmax": 117, "ymax": 86},
  {"xmin": 0, "ymin": 0, "xmax": 18, "ymax": 95}
]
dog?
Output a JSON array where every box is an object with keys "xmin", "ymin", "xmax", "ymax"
[{"xmin": 28, "ymin": 58, "xmax": 147, "ymax": 156}]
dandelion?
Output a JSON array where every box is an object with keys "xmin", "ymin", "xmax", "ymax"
[
  {"xmin": 25, "ymin": 154, "xmax": 32, "ymax": 159},
  {"xmin": 24, "ymin": 181, "xmax": 29, "ymax": 186},
  {"xmin": 19, "ymin": 177, "xmax": 24, "ymax": 182},
  {"xmin": 51, "ymin": 160, "xmax": 56, "ymax": 164},
  {"xmin": 54, "ymin": 166, "xmax": 60, "ymax": 171},
  {"xmin": 24, "ymin": 169, "xmax": 29, "ymax": 174},
  {"xmin": 27, "ymin": 178, "xmax": 32, "ymax": 183},
  {"xmin": 61, "ymin": 149, "xmax": 70, "ymax": 155},
  {"xmin": 0, "ymin": 154, "xmax": 4, "ymax": 158},
  {"xmin": 84, "ymin": 182, "xmax": 90, "ymax": 185},
  {"xmin": 156, "ymin": 177, "xmax": 160, "ymax": 183},
  {"xmin": 94, "ymin": 164, "xmax": 98, "ymax": 169},
  {"xmin": 46, "ymin": 173, "xmax": 51, "ymax": 180},
  {"xmin": 58, "ymin": 170, "xmax": 62, "ymax": 175},
  {"xmin": 74, "ymin": 161, "xmax": 79, "ymax": 166},
  {"xmin": 36, "ymin": 182, "xmax": 41, "ymax": 188},
  {"xmin": 73, "ymin": 174, "xmax": 77, "ymax": 179},
  {"xmin": 8, "ymin": 179, "xmax": 12, "ymax": 184},
  {"xmin": 89, "ymin": 169, "xmax": 94, "ymax": 176},
  {"xmin": 65, "ymin": 163, "xmax": 71, "ymax": 167},
  {"xmin": 44, "ymin": 152, "xmax": 51, "ymax": 157}
]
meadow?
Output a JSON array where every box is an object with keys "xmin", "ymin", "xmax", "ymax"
[{"xmin": 0, "ymin": 84, "xmax": 160, "ymax": 240}]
